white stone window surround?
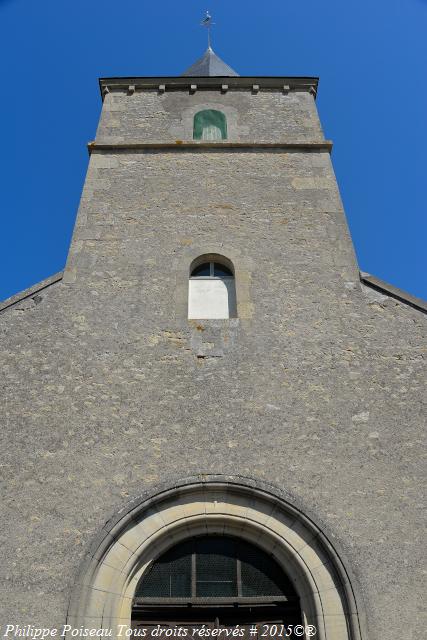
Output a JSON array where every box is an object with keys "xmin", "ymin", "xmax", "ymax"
[{"xmin": 173, "ymin": 245, "xmax": 253, "ymax": 322}]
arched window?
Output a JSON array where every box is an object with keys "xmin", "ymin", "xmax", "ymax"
[
  {"xmin": 133, "ymin": 535, "xmax": 302, "ymax": 632},
  {"xmin": 188, "ymin": 258, "xmax": 237, "ymax": 319},
  {"xmin": 193, "ymin": 109, "xmax": 227, "ymax": 141},
  {"xmin": 136, "ymin": 536, "xmax": 298, "ymax": 598}
]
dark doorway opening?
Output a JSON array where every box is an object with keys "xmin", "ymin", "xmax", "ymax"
[{"xmin": 131, "ymin": 536, "xmax": 302, "ymax": 638}]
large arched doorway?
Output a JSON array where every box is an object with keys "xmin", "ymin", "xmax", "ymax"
[
  {"xmin": 67, "ymin": 477, "xmax": 365, "ymax": 640},
  {"xmin": 132, "ymin": 535, "xmax": 302, "ymax": 636}
]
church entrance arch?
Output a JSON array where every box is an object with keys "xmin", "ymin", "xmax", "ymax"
[{"xmin": 67, "ymin": 478, "xmax": 365, "ymax": 640}]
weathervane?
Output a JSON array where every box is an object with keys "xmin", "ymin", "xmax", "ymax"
[{"xmin": 201, "ymin": 10, "xmax": 214, "ymax": 48}]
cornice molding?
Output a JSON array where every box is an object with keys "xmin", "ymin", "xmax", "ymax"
[
  {"xmin": 88, "ymin": 141, "xmax": 333, "ymax": 154},
  {"xmin": 360, "ymin": 272, "xmax": 427, "ymax": 314},
  {"xmin": 99, "ymin": 76, "xmax": 319, "ymax": 100},
  {"xmin": 0, "ymin": 272, "xmax": 63, "ymax": 314}
]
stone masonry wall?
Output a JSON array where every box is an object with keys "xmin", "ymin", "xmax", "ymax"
[
  {"xmin": 1, "ymin": 88, "xmax": 426, "ymax": 640},
  {"xmin": 95, "ymin": 90, "xmax": 324, "ymax": 144}
]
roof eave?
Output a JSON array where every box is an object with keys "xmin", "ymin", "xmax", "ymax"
[{"xmin": 98, "ymin": 76, "xmax": 320, "ymax": 100}]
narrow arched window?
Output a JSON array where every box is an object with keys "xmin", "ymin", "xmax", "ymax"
[
  {"xmin": 193, "ymin": 109, "xmax": 227, "ymax": 141},
  {"xmin": 188, "ymin": 258, "xmax": 237, "ymax": 319}
]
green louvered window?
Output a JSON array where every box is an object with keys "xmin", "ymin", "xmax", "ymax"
[
  {"xmin": 193, "ymin": 110, "xmax": 227, "ymax": 141},
  {"xmin": 135, "ymin": 536, "xmax": 297, "ymax": 599}
]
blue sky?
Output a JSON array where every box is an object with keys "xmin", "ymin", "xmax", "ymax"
[{"xmin": 1, "ymin": 0, "xmax": 426, "ymax": 301}]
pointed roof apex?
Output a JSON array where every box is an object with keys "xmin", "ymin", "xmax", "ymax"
[{"xmin": 181, "ymin": 46, "xmax": 239, "ymax": 77}]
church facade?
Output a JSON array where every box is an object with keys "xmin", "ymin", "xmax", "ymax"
[{"xmin": 1, "ymin": 48, "xmax": 426, "ymax": 640}]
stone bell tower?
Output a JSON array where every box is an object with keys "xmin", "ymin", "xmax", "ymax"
[
  {"xmin": 64, "ymin": 46, "xmax": 359, "ymax": 327},
  {"xmin": 1, "ymin": 38, "xmax": 426, "ymax": 640}
]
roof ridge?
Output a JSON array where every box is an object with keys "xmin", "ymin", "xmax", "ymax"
[{"xmin": 182, "ymin": 46, "xmax": 239, "ymax": 77}]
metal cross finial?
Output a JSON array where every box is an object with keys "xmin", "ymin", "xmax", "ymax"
[{"xmin": 201, "ymin": 10, "xmax": 214, "ymax": 48}]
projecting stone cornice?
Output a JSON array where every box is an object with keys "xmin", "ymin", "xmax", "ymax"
[
  {"xmin": 87, "ymin": 141, "xmax": 333, "ymax": 153},
  {"xmin": 0, "ymin": 271, "xmax": 63, "ymax": 314},
  {"xmin": 360, "ymin": 272, "xmax": 427, "ymax": 314},
  {"xmin": 99, "ymin": 76, "xmax": 319, "ymax": 99}
]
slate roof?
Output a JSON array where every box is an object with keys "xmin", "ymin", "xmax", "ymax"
[{"xmin": 181, "ymin": 46, "xmax": 239, "ymax": 77}]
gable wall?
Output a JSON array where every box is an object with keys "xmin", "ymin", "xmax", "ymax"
[{"xmin": 1, "ymin": 85, "xmax": 426, "ymax": 639}]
